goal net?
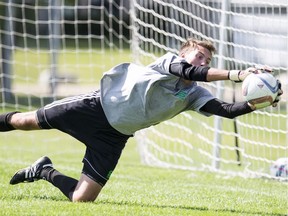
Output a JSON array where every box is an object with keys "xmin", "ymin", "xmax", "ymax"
[
  {"xmin": 131, "ymin": 0, "xmax": 288, "ymax": 179},
  {"xmin": 0, "ymin": 0, "xmax": 132, "ymax": 163},
  {"xmin": 0, "ymin": 0, "xmax": 287, "ymax": 179},
  {"xmin": 0, "ymin": 0, "xmax": 132, "ymax": 107}
]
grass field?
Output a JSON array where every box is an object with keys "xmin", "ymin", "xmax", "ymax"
[
  {"xmin": 12, "ymin": 49, "xmax": 134, "ymax": 84},
  {"xmin": 0, "ymin": 129, "xmax": 287, "ymax": 216}
]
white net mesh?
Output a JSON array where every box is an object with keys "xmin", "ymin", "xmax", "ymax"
[
  {"xmin": 131, "ymin": 0, "xmax": 288, "ymax": 179},
  {"xmin": 0, "ymin": 0, "xmax": 132, "ymax": 109}
]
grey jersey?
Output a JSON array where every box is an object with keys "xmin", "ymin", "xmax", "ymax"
[{"xmin": 100, "ymin": 52, "xmax": 215, "ymax": 135}]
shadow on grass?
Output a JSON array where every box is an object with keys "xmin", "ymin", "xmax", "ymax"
[
  {"xmin": 97, "ymin": 199, "xmax": 286, "ymax": 216},
  {"xmin": 7, "ymin": 192, "xmax": 286, "ymax": 216},
  {"xmin": 8, "ymin": 193, "xmax": 68, "ymax": 202}
]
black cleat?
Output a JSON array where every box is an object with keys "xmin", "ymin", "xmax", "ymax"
[{"xmin": 10, "ymin": 156, "xmax": 53, "ymax": 185}]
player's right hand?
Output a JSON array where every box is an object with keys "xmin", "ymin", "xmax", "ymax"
[{"xmin": 229, "ymin": 66, "xmax": 273, "ymax": 82}]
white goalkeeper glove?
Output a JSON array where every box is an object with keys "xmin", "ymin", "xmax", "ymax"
[
  {"xmin": 248, "ymin": 80, "xmax": 283, "ymax": 110},
  {"xmin": 229, "ymin": 66, "xmax": 273, "ymax": 82}
]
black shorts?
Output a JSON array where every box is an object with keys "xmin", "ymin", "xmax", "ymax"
[{"xmin": 36, "ymin": 91, "xmax": 132, "ymax": 186}]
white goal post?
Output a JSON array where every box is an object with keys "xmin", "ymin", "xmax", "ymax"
[{"xmin": 0, "ymin": 0, "xmax": 287, "ymax": 179}]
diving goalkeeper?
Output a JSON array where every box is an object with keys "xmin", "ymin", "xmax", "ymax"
[{"xmin": 0, "ymin": 38, "xmax": 282, "ymax": 202}]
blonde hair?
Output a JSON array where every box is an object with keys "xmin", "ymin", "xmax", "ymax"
[{"xmin": 179, "ymin": 38, "xmax": 216, "ymax": 56}]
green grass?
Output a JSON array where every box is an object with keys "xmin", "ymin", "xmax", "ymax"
[
  {"xmin": 12, "ymin": 49, "xmax": 133, "ymax": 84},
  {"xmin": 0, "ymin": 130, "xmax": 287, "ymax": 216}
]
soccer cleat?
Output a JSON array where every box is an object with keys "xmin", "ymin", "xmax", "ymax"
[{"xmin": 10, "ymin": 156, "xmax": 53, "ymax": 185}]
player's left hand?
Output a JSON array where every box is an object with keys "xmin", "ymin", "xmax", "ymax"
[{"xmin": 248, "ymin": 79, "xmax": 283, "ymax": 110}]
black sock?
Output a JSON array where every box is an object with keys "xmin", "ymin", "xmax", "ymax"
[
  {"xmin": 0, "ymin": 111, "xmax": 20, "ymax": 132},
  {"xmin": 41, "ymin": 167, "xmax": 78, "ymax": 200}
]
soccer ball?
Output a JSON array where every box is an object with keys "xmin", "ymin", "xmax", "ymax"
[
  {"xmin": 270, "ymin": 158, "xmax": 288, "ymax": 178},
  {"xmin": 242, "ymin": 72, "xmax": 279, "ymax": 103}
]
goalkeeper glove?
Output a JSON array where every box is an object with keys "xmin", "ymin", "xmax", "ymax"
[
  {"xmin": 229, "ymin": 66, "xmax": 273, "ymax": 82},
  {"xmin": 248, "ymin": 80, "xmax": 283, "ymax": 110},
  {"xmin": 272, "ymin": 81, "xmax": 283, "ymax": 107}
]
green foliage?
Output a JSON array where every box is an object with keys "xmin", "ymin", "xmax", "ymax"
[{"xmin": 0, "ymin": 130, "xmax": 287, "ymax": 215}]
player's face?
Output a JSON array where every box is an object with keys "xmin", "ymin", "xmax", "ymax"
[{"xmin": 183, "ymin": 45, "xmax": 212, "ymax": 66}]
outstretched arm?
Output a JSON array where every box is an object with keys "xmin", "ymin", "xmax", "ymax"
[
  {"xmin": 169, "ymin": 61, "xmax": 283, "ymax": 112},
  {"xmin": 200, "ymin": 98, "xmax": 254, "ymax": 119},
  {"xmin": 169, "ymin": 61, "xmax": 257, "ymax": 82}
]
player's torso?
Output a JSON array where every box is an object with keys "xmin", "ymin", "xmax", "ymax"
[{"xmin": 100, "ymin": 53, "xmax": 198, "ymax": 135}]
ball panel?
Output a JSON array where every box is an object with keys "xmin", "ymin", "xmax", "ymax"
[{"xmin": 242, "ymin": 73, "xmax": 279, "ymax": 102}]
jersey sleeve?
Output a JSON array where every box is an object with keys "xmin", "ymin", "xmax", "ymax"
[
  {"xmin": 186, "ymin": 85, "xmax": 215, "ymax": 117},
  {"xmin": 169, "ymin": 60, "xmax": 210, "ymax": 81},
  {"xmin": 146, "ymin": 52, "xmax": 178, "ymax": 75},
  {"xmin": 200, "ymin": 98, "xmax": 253, "ymax": 119}
]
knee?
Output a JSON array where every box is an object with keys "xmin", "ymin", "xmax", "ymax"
[
  {"xmin": 71, "ymin": 192, "xmax": 98, "ymax": 202},
  {"xmin": 70, "ymin": 173, "xmax": 103, "ymax": 202}
]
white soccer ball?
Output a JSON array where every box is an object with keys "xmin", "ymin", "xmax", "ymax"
[
  {"xmin": 270, "ymin": 158, "xmax": 288, "ymax": 178},
  {"xmin": 242, "ymin": 72, "xmax": 279, "ymax": 102}
]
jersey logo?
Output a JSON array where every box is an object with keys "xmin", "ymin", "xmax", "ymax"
[{"xmin": 175, "ymin": 90, "xmax": 188, "ymax": 100}]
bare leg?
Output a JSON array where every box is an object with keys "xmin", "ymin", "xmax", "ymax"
[
  {"xmin": 10, "ymin": 157, "xmax": 103, "ymax": 202},
  {"xmin": 7, "ymin": 112, "xmax": 103, "ymax": 202},
  {"xmin": 71, "ymin": 174, "xmax": 103, "ymax": 202},
  {"xmin": 9, "ymin": 111, "xmax": 40, "ymax": 130},
  {"xmin": 42, "ymin": 168, "xmax": 102, "ymax": 202}
]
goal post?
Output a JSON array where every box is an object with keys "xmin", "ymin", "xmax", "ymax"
[{"xmin": 0, "ymin": 0, "xmax": 287, "ymax": 179}]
